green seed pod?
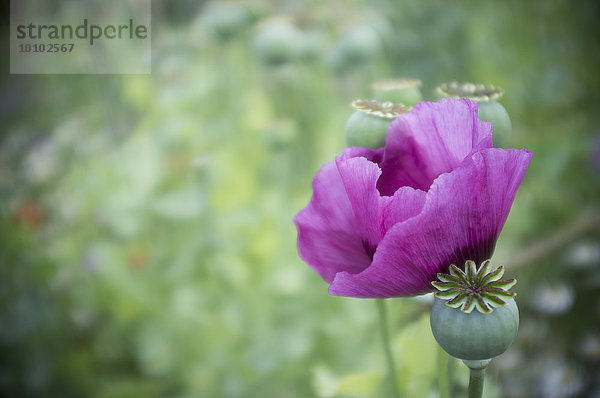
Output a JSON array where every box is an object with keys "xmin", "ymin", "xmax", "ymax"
[
  {"xmin": 430, "ymin": 260, "xmax": 520, "ymax": 360},
  {"xmin": 477, "ymin": 100, "xmax": 512, "ymax": 148},
  {"xmin": 436, "ymin": 82, "xmax": 512, "ymax": 147},
  {"xmin": 253, "ymin": 20, "xmax": 303, "ymax": 67},
  {"xmin": 337, "ymin": 25, "xmax": 383, "ymax": 66},
  {"xmin": 431, "ymin": 297, "xmax": 519, "ymax": 360},
  {"xmin": 372, "ymin": 78, "xmax": 423, "ymax": 107},
  {"xmin": 297, "ymin": 31, "xmax": 326, "ymax": 63},
  {"xmin": 345, "ymin": 111, "xmax": 390, "ymax": 149},
  {"xmin": 344, "ymin": 100, "xmax": 411, "ymax": 148}
]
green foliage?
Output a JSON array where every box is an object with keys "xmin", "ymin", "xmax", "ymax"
[{"xmin": 394, "ymin": 313, "xmax": 438, "ymax": 397}]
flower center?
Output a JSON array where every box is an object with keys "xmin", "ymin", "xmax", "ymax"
[
  {"xmin": 361, "ymin": 239, "xmax": 376, "ymax": 261},
  {"xmin": 431, "ymin": 259, "xmax": 516, "ymax": 314}
]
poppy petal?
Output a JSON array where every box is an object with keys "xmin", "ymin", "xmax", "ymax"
[
  {"xmin": 335, "ymin": 153, "xmax": 427, "ymax": 254},
  {"xmin": 377, "ymin": 98, "xmax": 493, "ymax": 194},
  {"xmin": 294, "ymin": 161, "xmax": 372, "ymax": 282},
  {"xmin": 329, "ymin": 147, "xmax": 532, "ymax": 297}
]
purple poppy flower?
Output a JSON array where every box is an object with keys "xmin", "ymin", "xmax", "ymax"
[{"xmin": 294, "ymin": 98, "xmax": 532, "ymax": 298}]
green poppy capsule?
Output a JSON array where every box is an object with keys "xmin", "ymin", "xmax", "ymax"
[
  {"xmin": 431, "ymin": 297, "xmax": 519, "ymax": 360},
  {"xmin": 297, "ymin": 31, "xmax": 326, "ymax": 62},
  {"xmin": 337, "ymin": 25, "xmax": 383, "ymax": 66},
  {"xmin": 372, "ymin": 78, "xmax": 423, "ymax": 107},
  {"xmin": 478, "ymin": 100, "xmax": 512, "ymax": 148},
  {"xmin": 430, "ymin": 260, "xmax": 520, "ymax": 361},
  {"xmin": 344, "ymin": 99, "xmax": 411, "ymax": 148},
  {"xmin": 253, "ymin": 19, "xmax": 303, "ymax": 66}
]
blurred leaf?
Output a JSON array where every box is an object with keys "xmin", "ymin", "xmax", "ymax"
[
  {"xmin": 394, "ymin": 313, "xmax": 437, "ymax": 397},
  {"xmin": 334, "ymin": 370, "xmax": 384, "ymax": 398}
]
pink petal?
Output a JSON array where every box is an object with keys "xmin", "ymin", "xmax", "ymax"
[
  {"xmin": 335, "ymin": 152, "xmax": 426, "ymax": 253},
  {"xmin": 294, "ymin": 161, "xmax": 372, "ymax": 283},
  {"xmin": 329, "ymin": 148, "xmax": 533, "ymax": 298},
  {"xmin": 377, "ymin": 98, "xmax": 493, "ymax": 194}
]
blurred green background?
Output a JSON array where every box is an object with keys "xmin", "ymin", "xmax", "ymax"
[{"xmin": 1, "ymin": 1, "xmax": 600, "ymax": 397}]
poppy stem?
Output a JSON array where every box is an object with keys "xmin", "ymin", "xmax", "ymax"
[
  {"xmin": 376, "ymin": 299, "xmax": 399, "ymax": 398},
  {"xmin": 463, "ymin": 359, "xmax": 490, "ymax": 398}
]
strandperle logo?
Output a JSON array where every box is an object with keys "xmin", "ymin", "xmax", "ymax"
[
  {"xmin": 10, "ymin": 0, "xmax": 151, "ymax": 74},
  {"xmin": 15, "ymin": 19, "xmax": 148, "ymax": 45}
]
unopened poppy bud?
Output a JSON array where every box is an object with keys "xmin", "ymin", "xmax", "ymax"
[
  {"xmin": 253, "ymin": 19, "xmax": 302, "ymax": 66},
  {"xmin": 344, "ymin": 99, "xmax": 411, "ymax": 148},
  {"xmin": 430, "ymin": 260, "xmax": 519, "ymax": 360},
  {"xmin": 436, "ymin": 82, "xmax": 512, "ymax": 148},
  {"xmin": 372, "ymin": 78, "xmax": 423, "ymax": 106}
]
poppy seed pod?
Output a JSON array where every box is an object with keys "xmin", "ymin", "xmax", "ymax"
[
  {"xmin": 253, "ymin": 20, "xmax": 302, "ymax": 66},
  {"xmin": 478, "ymin": 100, "xmax": 512, "ymax": 148},
  {"xmin": 297, "ymin": 31, "xmax": 326, "ymax": 62},
  {"xmin": 372, "ymin": 78, "xmax": 423, "ymax": 107},
  {"xmin": 430, "ymin": 260, "xmax": 519, "ymax": 360},
  {"xmin": 431, "ymin": 297, "xmax": 519, "ymax": 360},
  {"xmin": 436, "ymin": 82, "xmax": 512, "ymax": 148},
  {"xmin": 344, "ymin": 100, "xmax": 411, "ymax": 149},
  {"xmin": 337, "ymin": 25, "xmax": 383, "ymax": 66}
]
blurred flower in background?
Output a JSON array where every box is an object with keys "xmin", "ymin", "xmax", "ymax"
[{"xmin": 1, "ymin": 1, "xmax": 599, "ymax": 397}]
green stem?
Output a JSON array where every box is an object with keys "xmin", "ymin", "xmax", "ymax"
[
  {"xmin": 467, "ymin": 368, "xmax": 485, "ymax": 398},
  {"xmin": 437, "ymin": 346, "xmax": 451, "ymax": 398},
  {"xmin": 462, "ymin": 359, "xmax": 490, "ymax": 398},
  {"xmin": 376, "ymin": 299, "xmax": 400, "ymax": 398}
]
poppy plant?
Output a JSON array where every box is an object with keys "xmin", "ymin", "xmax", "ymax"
[{"xmin": 294, "ymin": 98, "xmax": 532, "ymax": 298}]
